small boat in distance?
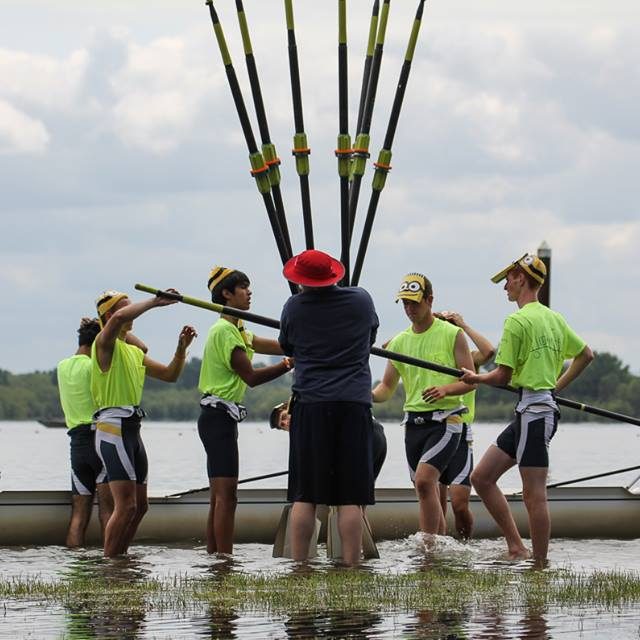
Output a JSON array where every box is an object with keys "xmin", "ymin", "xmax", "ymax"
[
  {"xmin": 37, "ymin": 418, "xmax": 66, "ymax": 428},
  {"xmin": 1, "ymin": 485, "xmax": 639, "ymax": 547}
]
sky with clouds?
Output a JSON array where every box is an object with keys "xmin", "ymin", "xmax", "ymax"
[{"xmin": 1, "ymin": 0, "xmax": 638, "ymax": 381}]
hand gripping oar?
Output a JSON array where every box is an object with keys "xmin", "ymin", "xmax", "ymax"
[
  {"xmin": 348, "ymin": 0, "xmax": 391, "ymax": 238},
  {"xmin": 336, "ymin": 0, "xmax": 352, "ymax": 284},
  {"xmin": 284, "ymin": 0, "xmax": 314, "ymax": 249},
  {"xmin": 135, "ymin": 283, "xmax": 640, "ymax": 428},
  {"xmin": 351, "ymin": 0, "xmax": 426, "ymax": 286},
  {"xmin": 205, "ymin": 1, "xmax": 295, "ymax": 294},
  {"xmin": 234, "ymin": 0, "xmax": 293, "ymax": 259}
]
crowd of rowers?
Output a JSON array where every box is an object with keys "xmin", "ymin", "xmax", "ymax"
[{"xmin": 57, "ymin": 249, "xmax": 593, "ymax": 566}]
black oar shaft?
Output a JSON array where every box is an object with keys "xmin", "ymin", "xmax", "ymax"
[
  {"xmin": 136, "ymin": 284, "xmax": 640, "ymax": 429},
  {"xmin": 355, "ymin": 1, "xmax": 380, "ymax": 137},
  {"xmin": 236, "ymin": 0, "xmax": 293, "ymax": 259},
  {"xmin": 206, "ymin": 1, "xmax": 292, "ymax": 277},
  {"xmin": 337, "ymin": 0, "xmax": 351, "ymax": 284},
  {"xmin": 169, "ymin": 470, "xmax": 289, "ymax": 497},
  {"xmin": 284, "ymin": 0, "xmax": 314, "ymax": 249},
  {"xmin": 371, "ymin": 348, "xmax": 640, "ymax": 427},
  {"xmin": 349, "ymin": 0, "xmax": 391, "ymax": 236},
  {"xmin": 351, "ymin": 0, "xmax": 426, "ymax": 286},
  {"xmin": 546, "ymin": 465, "xmax": 640, "ymax": 489}
]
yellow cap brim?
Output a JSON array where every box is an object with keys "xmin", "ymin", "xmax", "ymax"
[
  {"xmin": 396, "ymin": 291, "xmax": 423, "ymax": 303},
  {"xmin": 490, "ymin": 263, "xmax": 515, "ymax": 283}
]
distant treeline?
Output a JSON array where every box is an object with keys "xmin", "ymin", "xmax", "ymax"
[{"xmin": 0, "ymin": 351, "xmax": 638, "ymax": 423}]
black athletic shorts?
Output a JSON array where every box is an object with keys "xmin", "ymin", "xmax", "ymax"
[
  {"xmin": 404, "ymin": 418, "xmax": 463, "ymax": 481},
  {"xmin": 439, "ymin": 424, "xmax": 473, "ymax": 486},
  {"xmin": 68, "ymin": 424, "xmax": 106, "ymax": 495},
  {"xmin": 288, "ymin": 401, "xmax": 375, "ymax": 506},
  {"xmin": 496, "ymin": 409, "xmax": 558, "ymax": 468},
  {"xmin": 198, "ymin": 404, "xmax": 239, "ymax": 478},
  {"xmin": 95, "ymin": 416, "xmax": 148, "ymax": 484}
]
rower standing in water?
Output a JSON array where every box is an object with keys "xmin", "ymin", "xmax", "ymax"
[
  {"xmin": 57, "ymin": 318, "xmax": 113, "ymax": 547},
  {"xmin": 198, "ymin": 267, "xmax": 292, "ymax": 555},
  {"xmin": 92, "ymin": 290, "xmax": 197, "ymax": 557},
  {"xmin": 372, "ymin": 273, "xmax": 476, "ymax": 538},
  {"xmin": 461, "ymin": 254, "xmax": 593, "ymax": 562},
  {"xmin": 435, "ymin": 311, "xmax": 495, "ymax": 539}
]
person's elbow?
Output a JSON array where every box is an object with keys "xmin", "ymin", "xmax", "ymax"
[{"xmin": 581, "ymin": 345, "xmax": 595, "ymax": 365}]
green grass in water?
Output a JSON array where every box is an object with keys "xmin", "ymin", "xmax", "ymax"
[{"xmin": 2, "ymin": 566, "xmax": 640, "ymax": 615}]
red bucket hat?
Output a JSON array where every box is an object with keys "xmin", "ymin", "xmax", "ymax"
[{"xmin": 283, "ymin": 250, "xmax": 345, "ymax": 287}]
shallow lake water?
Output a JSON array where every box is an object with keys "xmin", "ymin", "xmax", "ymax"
[{"xmin": 1, "ymin": 421, "xmax": 639, "ymax": 638}]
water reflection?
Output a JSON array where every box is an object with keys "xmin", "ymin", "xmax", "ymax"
[
  {"xmin": 284, "ymin": 609, "xmax": 383, "ymax": 639},
  {"xmin": 61, "ymin": 551, "xmax": 150, "ymax": 639}
]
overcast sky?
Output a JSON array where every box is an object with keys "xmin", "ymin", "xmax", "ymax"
[{"xmin": 1, "ymin": 1, "xmax": 638, "ymax": 381}]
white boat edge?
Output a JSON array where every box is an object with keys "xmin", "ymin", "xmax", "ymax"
[{"xmin": 1, "ymin": 486, "xmax": 639, "ymax": 546}]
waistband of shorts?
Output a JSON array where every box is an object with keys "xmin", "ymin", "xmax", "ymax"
[
  {"xmin": 403, "ymin": 405, "xmax": 468, "ymax": 426},
  {"xmin": 67, "ymin": 423, "xmax": 93, "ymax": 438},
  {"xmin": 94, "ymin": 406, "xmax": 146, "ymax": 421},
  {"xmin": 515, "ymin": 389, "xmax": 558, "ymax": 414}
]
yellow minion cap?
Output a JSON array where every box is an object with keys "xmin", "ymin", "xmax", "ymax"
[
  {"xmin": 207, "ymin": 266, "xmax": 235, "ymax": 292},
  {"xmin": 95, "ymin": 290, "xmax": 128, "ymax": 325},
  {"xmin": 491, "ymin": 254, "xmax": 547, "ymax": 285},
  {"xmin": 395, "ymin": 273, "xmax": 427, "ymax": 303}
]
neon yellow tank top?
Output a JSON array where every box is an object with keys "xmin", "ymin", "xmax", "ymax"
[
  {"xmin": 57, "ymin": 354, "xmax": 96, "ymax": 428},
  {"xmin": 388, "ymin": 318, "xmax": 464, "ymax": 412},
  {"xmin": 91, "ymin": 338, "xmax": 146, "ymax": 409}
]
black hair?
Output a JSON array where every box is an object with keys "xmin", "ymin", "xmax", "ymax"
[
  {"xmin": 77, "ymin": 318, "xmax": 101, "ymax": 347},
  {"xmin": 211, "ymin": 270, "xmax": 250, "ymax": 305}
]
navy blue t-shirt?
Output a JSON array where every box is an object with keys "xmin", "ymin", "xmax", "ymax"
[{"xmin": 278, "ymin": 286, "xmax": 379, "ymax": 404}]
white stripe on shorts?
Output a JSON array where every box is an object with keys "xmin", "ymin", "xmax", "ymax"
[
  {"xmin": 516, "ymin": 410, "xmax": 555, "ymax": 465},
  {"xmin": 418, "ymin": 423, "xmax": 462, "ymax": 467},
  {"xmin": 71, "ymin": 470, "xmax": 92, "ymax": 496},
  {"xmin": 451, "ymin": 447, "xmax": 472, "ymax": 486},
  {"xmin": 95, "ymin": 428, "xmax": 137, "ymax": 482}
]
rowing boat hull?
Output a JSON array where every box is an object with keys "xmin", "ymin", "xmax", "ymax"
[{"xmin": 1, "ymin": 486, "xmax": 639, "ymax": 546}]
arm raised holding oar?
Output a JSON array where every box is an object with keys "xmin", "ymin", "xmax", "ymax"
[{"xmin": 92, "ymin": 289, "xmax": 196, "ymax": 558}]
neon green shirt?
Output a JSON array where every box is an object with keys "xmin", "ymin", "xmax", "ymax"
[
  {"xmin": 461, "ymin": 388, "xmax": 476, "ymax": 424},
  {"xmin": 90, "ymin": 338, "xmax": 146, "ymax": 409},
  {"xmin": 198, "ymin": 318, "xmax": 255, "ymax": 403},
  {"xmin": 57, "ymin": 354, "xmax": 96, "ymax": 429},
  {"xmin": 495, "ymin": 301, "xmax": 586, "ymax": 390},
  {"xmin": 387, "ymin": 318, "xmax": 464, "ymax": 412}
]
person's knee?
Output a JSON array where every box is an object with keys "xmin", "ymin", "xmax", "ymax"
[
  {"xmin": 522, "ymin": 486, "xmax": 547, "ymax": 510},
  {"xmin": 470, "ymin": 468, "xmax": 491, "ymax": 492},
  {"xmin": 451, "ymin": 493, "xmax": 470, "ymax": 516},
  {"xmin": 414, "ymin": 476, "xmax": 436, "ymax": 498},
  {"xmin": 136, "ymin": 499, "xmax": 149, "ymax": 518}
]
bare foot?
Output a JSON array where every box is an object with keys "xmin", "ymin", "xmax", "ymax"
[{"xmin": 503, "ymin": 547, "xmax": 531, "ymax": 561}]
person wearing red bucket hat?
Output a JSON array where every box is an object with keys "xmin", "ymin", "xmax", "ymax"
[
  {"xmin": 282, "ymin": 249, "xmax": 345, "ymax": 287},
  {"xmin": 461, "ymin": 253, "xmax": 594, "ymax": 563},
  {"xmin": 278, "ymin": 249, "xmax": 379, "ymax": 566}
]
